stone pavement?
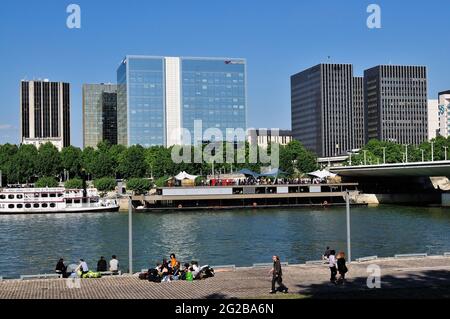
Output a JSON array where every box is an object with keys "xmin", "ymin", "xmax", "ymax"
[{"xmin": 1, "ymin": 256, "xmax": 450, "ymax": 299}]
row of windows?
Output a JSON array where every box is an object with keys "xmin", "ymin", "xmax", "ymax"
[
  {"xmin": 0, "ymin": 193, "xmax": 62, "ymax": 200},
  {"xmin": 6, "ymin": 203, "xmax": 57, "ymax": 209}
]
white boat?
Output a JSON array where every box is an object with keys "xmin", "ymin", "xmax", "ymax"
[{"xmin": 0, "ymin": 187, "xmax": 119, "ymax": 214}]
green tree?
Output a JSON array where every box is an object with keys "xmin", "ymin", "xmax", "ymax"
[
  {"xmin": 0, "ymin": 143, "xmax": 18, "ymax": 186},
  {"xmin": 119, "ymin": 145, "xmax": 147, "ymax": 178},
  {"xmin": 279, "ymin": 140, "xmax": 318, "ymax": 176},
  {"xmin": 61, "ymin": 146, "xmax": 82, "ymax": 178},
  {"xmin": 82, "ymin": 147, "xmax": 96, "ymax": 179},
  {"xmin": 7, "ymin": 144, "xmax": 38, "ymax": 183},
  {"xmin": 91, "ymin": 147, "xmax": 115, "ymax": 179},
  {"xmin": 36, "ymin": 143, "xmax": 62, "ymax": 178},
  {"xmin": 93, "ymin": 177, "xmax": 117, "ymax": 192},
  {"xmin": 64, "ymin": 178, "xmax": 83, "ymax": 189},
  {"xmin": 35, "ymin": 176, "xmax": 59, "ymax": 188},
  {"xmin": 126, "ymin": 178, "xmax": 152, "ymax": 195}
]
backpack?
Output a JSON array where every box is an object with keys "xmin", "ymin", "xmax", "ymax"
[{"xmin": 186, "ymin": 271, "xmax": 193, "ymax": 281}]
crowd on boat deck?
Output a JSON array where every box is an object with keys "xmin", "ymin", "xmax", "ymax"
[
  {"xmin": 139, "ymin": 254, "xmax": 214, "ymax": 282},
  {"xmin": 200, "ymin": 177, "xmax": 326, "ymax": 187}
]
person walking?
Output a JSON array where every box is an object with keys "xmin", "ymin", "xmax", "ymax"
[
  {"xmin": 269, "ymin": 255, "xmax": 288, "ymax": 294},
  {"xmin": 329, "ymin": 250, "xmax": 337, "ymax": 284},
  {"xmin": 337, "ymin": 252, "xmax": 348, "ymax": 285},
  {"xmin": 97, "ymin": 256, "xmax": 107, "ymax": 272}
]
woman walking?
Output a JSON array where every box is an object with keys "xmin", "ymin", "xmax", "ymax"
[{"xmin": 337, "ymin": 252, "xmax": 348, "ymax": 285}]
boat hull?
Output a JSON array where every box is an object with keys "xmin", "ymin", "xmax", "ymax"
[{"xmin": 0, "ymin": 205, "xmax": 120, "ymax": 215}]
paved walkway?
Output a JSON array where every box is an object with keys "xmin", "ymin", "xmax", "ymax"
[{"xmin": 1, "ymin": 256, "xmax": 450, "ymax": 299}]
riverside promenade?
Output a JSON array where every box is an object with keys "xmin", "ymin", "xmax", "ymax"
[{"xmin": 1, "ymin": 256, "xmax": 450, "ymax": 299}]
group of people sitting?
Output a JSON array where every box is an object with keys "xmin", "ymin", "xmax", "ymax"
[
  {"xmin": 55, "ymin": 255, "xmax": 120, "ymax": 278},
  {"xmin": 322, "ymin": 247, "xmax": 348, "ymax": 285},
  {"xmin": 139, "ymin": 254, "xmax": 214, "ymax": 283}
]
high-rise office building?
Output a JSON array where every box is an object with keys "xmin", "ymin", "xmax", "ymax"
[
  {"xmin": 82, "ymin": 84, "xmax": 117, "ymax": 148},
  {"xmin": 353, "ymin": 77, "xmax": 364, "ymax": 149},
  {"xmin": 428, "ymin": 99, "xmax": 439, "ymax": 140},
  {"xmin": 438, "ymin": 90, "xmax": 450, "ymax": 137},
  {"xmin": 291, "ymin": 64, "xmax": 361, "ymax": 157},
  {"xmin": 364, "ymin": 65, "xmax": 428, "ymax": 145},
  {"xmin": 20, "ymin": 80, "xmax": 70, "ymax": 150},
  {"xmin": 247, "ymin": 129, "xmax": 292, "ymax": 148},
  {"xmin": 117, "ymin": 56, "xmax": 247, "ymax": 147}
]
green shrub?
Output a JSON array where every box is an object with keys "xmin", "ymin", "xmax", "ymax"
[
  {"xmin": 126, "ymin": 178, "xmax": 152, "ymax": 195},
  {"xmin": 154, "ymin": 176, "xmax": 169, "ymax": 188},
  {"xmin": 93, "ymin": 177, "xmax": 116, "ymax": 192},
  {"xmin": 35, "ymin": 176, "xmax": 59, "ymax": 188},
  {"xmin": 64, "ymin": 178, "xmax": 83, "ymax": 189}
]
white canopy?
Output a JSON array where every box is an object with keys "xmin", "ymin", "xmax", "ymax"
[
  {"xmin": 174, "ymin": 171, "xmax": 198, "ymax": 181},
  {"xmin": 307, "ymin": 169, "xmax": 337, "ymax": 179}
]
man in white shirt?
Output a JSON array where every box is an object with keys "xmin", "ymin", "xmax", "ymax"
[
  {"xmin": 75, "ymin": 259, "xmax": 89, "ymax": 277},
  {"xmin": 109, "ymin": 255, "xmax": 119, "ymax": 273},
  {"xmin": 328, "ymin": 250, "xmax": 337, "ymax": 284}
]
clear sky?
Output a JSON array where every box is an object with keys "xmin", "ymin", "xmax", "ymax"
[{"xmin": 0, "ymin": 0, "xmax": 449, "ymax": 147}]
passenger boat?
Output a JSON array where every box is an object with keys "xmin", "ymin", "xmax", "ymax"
[{"xmin": 0, "ymin": 187, "xmax": 119, "ymax": 214}]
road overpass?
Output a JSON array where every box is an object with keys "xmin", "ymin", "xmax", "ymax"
[{"xmin": 330, "ymin": 160, "xmax": 450, "ymax": 177}]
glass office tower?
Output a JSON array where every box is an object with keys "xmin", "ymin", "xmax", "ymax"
[{"xmin": 117, "ymin": 56, "xmax": 247, "ymax": 147}]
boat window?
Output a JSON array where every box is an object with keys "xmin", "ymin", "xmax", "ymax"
[
  {"xmin": 33, "ymin": 203, "xmax": 40, "ymax": 208},
  {"xmin": 74, "ymin": 200, "xmax": 81, "ymax": 204},
  {"xmin": 17, "ymin": 194, "xmax": 23, "ymax": 199},
  {"xmin": 50, "ymin": 203, "xmax": 56, "ymax": 208},
  {"xmin": 25, "ymin": 204, "xmax": 31, "ymax": 208},
  {"xmin": 0, "ymin": 195, "xmax": 5, "ymax": 199},
  {"xmin": 50, "ymin": 193, "xmax": 56, "ymax": 198},
  {"xmin": 58, "ymin": 193, "xmax": 63, "ymax": 197},
  {"xmin": 17, "ymin": 204, "xmax": 23, "ymax": 209},
  {"xmin": 8, "ymin": 195, "xmax": 14, "ymax": 199},
  {"xmin": 42, "ymin": 203, "xmax": 48, "ymax": 208},
  {"xmin": 8, "ymin": 204, "xmax": 14, "ymax": 209},
  {"xmin": 42, "ymin": 194, "xmax": 48, "ymax": 198}
]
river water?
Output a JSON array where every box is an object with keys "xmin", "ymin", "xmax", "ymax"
[{"xmin": 1, "ymin": 205, "xmax": 449, "ymax": 278}]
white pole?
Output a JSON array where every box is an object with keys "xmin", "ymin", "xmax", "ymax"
[
  {"xmin": 346, "ymin": 191, "xmax": 351, "ymax": 262},
  {"xmin": 363, "ymin": 150, "xmax": 367, "ymax": 165},
  {"xmin": 129, "ymin": 197, "xmax": 133, "ymax": 274},
  {"xmin": 405, "ymin": 145, "xmax": 408, "ymax": 163},
  {"xmin": 421, "ymin": 149, "xmax": 424, "ymax": 162},
  {"xmin": 382, "ymin": 147, "xmax": 386, "ymax": 164},
  {"xmin": 431, "ymin": 142, "xmax": 434, "ymax": 161}
]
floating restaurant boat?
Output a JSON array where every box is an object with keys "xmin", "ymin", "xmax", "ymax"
[
  {"xmin": 0, "ymin": 187, "xmax": 119, "ymax": 214},
  {"xmin": 133, "ymin": 183, "xmax": 361, "ymax": 211}
]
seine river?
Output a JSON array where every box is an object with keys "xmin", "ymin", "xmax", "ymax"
[{"xmin": 1, "ymin": 205, "xmax": 450, "ymax": 278}]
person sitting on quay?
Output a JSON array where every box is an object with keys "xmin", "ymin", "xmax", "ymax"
[
  {"xmin": 97, "ymin": 256, "xmax": 107, "ymax": 272},
  {"xmin": 75, "ymin": 259, "xmax": 89, "ymax": 277},
  {"xmin": 55, "ymin": 258, "xmax": 68, "ymax": 278},
  {"xmin": 109, "ymin": 255, "xmax": 119, "ymax": 274},
  {"xmin": 323, "ymin": 246, "xmax": 331, "ymax": 262},
  {"xmin": 169, "ymin": 254, "xmax": 177, "ymax": 269}
]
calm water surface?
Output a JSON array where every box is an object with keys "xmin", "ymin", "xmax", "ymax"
[{"xmin": 1, "ymin": 205, "xmax": 450, "ymax": 278}]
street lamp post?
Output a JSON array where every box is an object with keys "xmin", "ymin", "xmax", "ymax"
[
  {"xmin": 348, "ymin": 152, "xmax": 352, "ymax": 166},
  {"xmin": 431, "ymin": 141, "xmax": 434, "ymax": 161},
  {"xmin": 382, "ymin": 147, "xmax": 386, "ymax": 164},
  {"xmin": 346, "ymin": 191, "xmax": 352, "ymax": 262},
  {"xmin": 444, "ymin": 146, "xmax": 448, "ymax": 161},
  {"xmin": 421, "ymin": 149, "xmax": 425, "ymax": 162},
  {"xmin": 363, "ymin": 150, "xmax": 367, "ymax": 166},
  {"xmin": 405, "ymin": 144, "xmax": 408, "ymax": 163},
  {"xmin": 128, "ymin": 197, "xmax": 133, "ymax": 274}
]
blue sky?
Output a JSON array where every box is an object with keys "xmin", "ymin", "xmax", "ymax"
[{"xmin": 0, "ymin": 0, "xmax": 449, "ymax": 147}]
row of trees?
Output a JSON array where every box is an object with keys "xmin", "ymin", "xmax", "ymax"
[
  {"xmin": 347, "ymin": 136, "xmax": 450, "ymax": 165},
  {"xmin": 0, "ymin": 140, "xmax": 319, "ymax": 187}
]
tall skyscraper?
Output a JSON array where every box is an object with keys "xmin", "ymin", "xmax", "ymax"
[
  {"xmin": 117, "ymin": 56, "xmax": 247, "ymax": 147},
  {"xmin": 20, "ymin": 80, "xmax": 70, "ymax": 150},
  {"xmin": 291, "ymin": 64, "xmax": 361, "ymax": 157},
  {"xmin": 353, "ymin": 77, "xmax": 364, "ymax": 149},
  {"xmin": 364, "ymin": 65, "xmax": 428, "ymax": 145},
  {"xmin": 82, "ymin": 84, "xmax": 117, "ymax": 148},
  {"xmin": 428, "ymin": 99, "xmax": 439, "ymax": 140}
]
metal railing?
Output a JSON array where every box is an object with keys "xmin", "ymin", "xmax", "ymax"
[
  {"xmin": 252, "ymin": 262, "xmax": 288, "ymax": 268},
  {"xmin": 394, "ymin": 253, "xmax": 427, "ymax": 259},
  {"xmin": 20, "ymin": 274, "xmax": 62, "ymax": 280},
  {"xmin": 356, "ymin": 256, "xmax": 378, "ymax": 262}
]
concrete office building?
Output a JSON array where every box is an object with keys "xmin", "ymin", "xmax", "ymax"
[
  {"xmin": 82, "ymin": 84, "xmax": 118, "ymax": 148},
  {"xmin": 117, "ymin": 56, "xmax": 247, "ymax": 147},
  {"xmin": 428, "ymin": 99, "xmax": 439, "ymax": 140},
  {"xmin": 20, "ymin": 80, "xmax": 70, "ymax": 150},
  {"xmin": 364, "ymin": 65, "xmax": 428, "ymax": 145},
  {"xmin": 353, "ymin": 77, "xmax": 364, "ymax": 149},
  {"xmin": 291, "ymin": 64, "xmax": 362, "ymax": 157},
  {"xmin": 438, "ymin": 91, "xmax": 450, "ymax": 137},
  {"xmin": 247, "ymin": 129, "xmax": 292, "ymax": 148}
]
